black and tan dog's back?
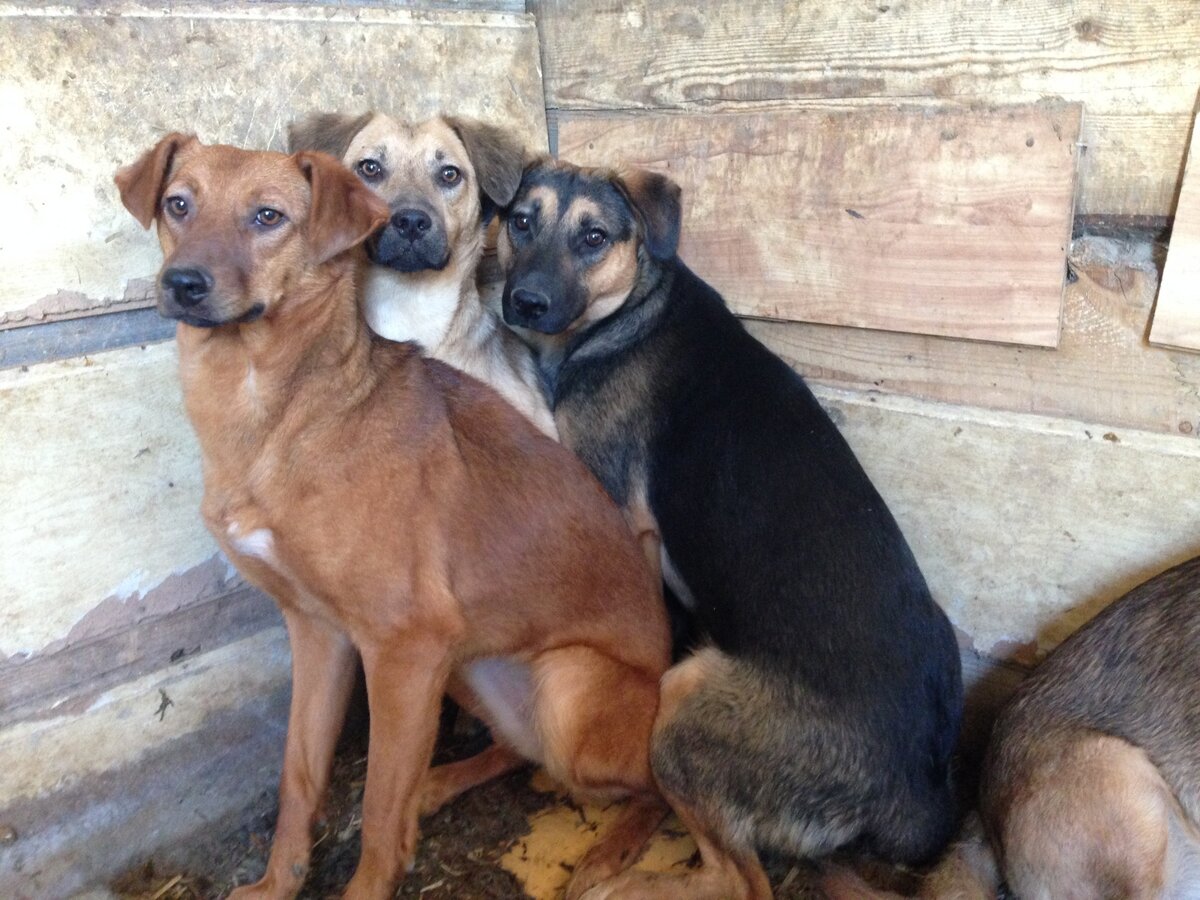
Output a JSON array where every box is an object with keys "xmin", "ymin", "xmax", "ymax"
[{"xmin": 499, "ymin": 161, "xmax": 963, "ymax": 898}]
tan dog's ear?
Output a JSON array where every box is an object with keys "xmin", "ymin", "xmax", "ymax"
[
  {"xmin": 615, "ymin": 169, "xmax": 683, "ymax": 262},
  {"xmin": 447, "ymin": 118, "xmax": 527, "ymax": 220},
  {"xmin": 114, "ymin": 133, "xmax": 196, "ymax": 229},
  {"xmin": 295, "ymin": 151, "xmax": 390, "ymax": 265},
  {"xmin": 288, "ymin": 111, "xmax": 373, "ymax": 158}
]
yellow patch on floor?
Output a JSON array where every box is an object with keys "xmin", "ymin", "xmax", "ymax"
[{"xmin": 500, "ymin": 770, "xmax": 698, "ymax": 899}]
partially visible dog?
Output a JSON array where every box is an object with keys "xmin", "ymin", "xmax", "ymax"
[
  {"xmin": 498, "ymin": 159, "xmax": 964, "ymax": 899},
  {"xmin": 288, "ymin": 112, "xmax": 555, "ymax": 435},
  {"xmin": 115, "ymin": 137, "xmax": 670, "ymax": 900},
  {"xmin": 924, "ymin": 557, "xmax": 1200, "ymax": 900}
]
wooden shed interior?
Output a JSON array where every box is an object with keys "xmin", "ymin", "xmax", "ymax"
[{"xmin": 1, "ymin": 1, "xmax": 1198, "ymax": 896}]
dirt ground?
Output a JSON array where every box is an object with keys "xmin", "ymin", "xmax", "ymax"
[{"xmin": 108, "ymin": 702, "xmax": 860, "ymax": 900}]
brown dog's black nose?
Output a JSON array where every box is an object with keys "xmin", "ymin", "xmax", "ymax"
[
  {"xmin": 392, "ymin": 208, "xmax": 431, "ymax": 241},
  {"xmin": 510, "ymin": 288, "xmax": 549, "ymax": 321},
  {"xmin": 161, "ymin": 267, "xmax": 212, "ymax": 308}
]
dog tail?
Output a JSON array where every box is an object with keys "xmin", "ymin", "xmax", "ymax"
[{"xmin": 819, "ymin": 814, "xmax": 1001, "ymax": 900}]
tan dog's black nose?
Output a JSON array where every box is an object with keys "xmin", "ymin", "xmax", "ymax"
[
  {"xmin": 392, "ymin": 208, "xmax": 431, "ymax": 241},
  {"xmin": 161, "ymin": 267, "xmax": 212, "ymax": 308}
]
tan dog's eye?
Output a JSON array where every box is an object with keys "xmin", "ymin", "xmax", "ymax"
[
  {"xmin": 356, "ymin": 159, "xmax": 382, "ymax": 180},
  {"xmin": 255, "ymin": 208, "xmax": 285, "ymax": 228},
  {"xmin": 511, "ymin": 213, "xmax": 531, "ymax": 232},
  {"xmin": 584, "ymin": 228, "xmax": 607, "ymax": 248},
  {"xmin": 165, "ymin": 196, "xmax": 188, "ymax": 219},
  {"xmin": 440, "ymin": 166, "xmax": 461, "ymax": 186}
]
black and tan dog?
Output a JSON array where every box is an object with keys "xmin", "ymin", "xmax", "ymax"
[
  {"xmin": 289, "ymin": 112, "xmax": 555, "ymax": 435},
  {"xmin": 913, "ymin": 556, "xmax": 1200, "ymax": 900},
  {"xmin": 498, "ymin": 160, "xmax": 964, "ymax": 899}
]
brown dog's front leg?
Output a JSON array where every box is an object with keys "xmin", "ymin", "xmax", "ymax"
[
  {"xmin": 230, "ymin": 609, "xmax": 357, "ymax": 900},
  {"xmin": 343, "ymin": 632, "xmax": 453, "ymax": 900}
]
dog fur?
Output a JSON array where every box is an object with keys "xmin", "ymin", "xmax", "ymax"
[
  {"xmin": 497, "ymin": 159, "xmax": 964, "ymax": 899},
  {"xmin": 115, "ymin": 136, "xmax": 669, "ymax": 900},
  {"xmin": 288, "ymin": 112, "xmax": 555, "ymax": 435},
  {"xmin": 940, "ymin": 557, "xmax": 1200, "ymax": 900}
]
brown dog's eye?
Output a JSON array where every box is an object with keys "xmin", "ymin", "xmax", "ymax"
[
  {"xmin": 584, "ymin": 228, "xmax": 607, "ymax": 248},
  {"xmin": 255, "ymin": 208, "xmax": 285, "ymax": 228},
  {"xmin": 511, "ymin": 213, "xmax": 531, "ymax": 232},
  {"xmin": 356, "ymin": 159, "xmax": 382, "ymax": 180},
  {"xmin": 440, "ymin": 166, "xmax": 461, "ymax": 186},
  {"xmin": 165, "ymin": 196, "xmax": 188, "ymax": 219}
]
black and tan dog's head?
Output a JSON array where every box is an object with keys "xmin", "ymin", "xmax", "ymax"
[
  {"xmin": 289, "ymin": 112, "xmax": 525, "ymax": 276},
  {"xmin": 115, "ymin": 134, "xmax": 387, "ymax": 328},
  {"xmin": 497, "ymin": 159, "xmax": 682, "ymax": 335}
]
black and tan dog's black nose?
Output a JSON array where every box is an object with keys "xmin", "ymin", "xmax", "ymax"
[
  {"xmin": 161, "ymin": 267, "xmax": 212, "ymax": 308},
  {"xmin": 510, "ymin": 288, "xmax": 549, "ymax": 321},
  {"xmin": 392, "ymin": 208, "xmax": 431, "ymax": 241}
]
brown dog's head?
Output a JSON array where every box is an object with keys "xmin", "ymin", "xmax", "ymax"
[
  {"xmin": 497, "ymin": 159, "xmax": 681, "ymax": 335},
  {"xmin": 115, "ymin": 135, "xmax": 388, "ymax": 328},
  {"xmin": 288, "ymin": 112, "xmax": 525, "ymax": 275}
]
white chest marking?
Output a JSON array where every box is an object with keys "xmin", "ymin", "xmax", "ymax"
[
  {"xmin": 362, "ymin": 266, "xmax": 460, "ymax": 351},
  {"xmin": 461, "ymin": 658, "xmax": 542, "ymax": 762},
  {"xmin": 227, "ymin": 523, "xmax": 276, "ymax": 565},
  {"xmin": 244, "ymin": 364, "xmax": 257, "ymax": 399},
  {"xmin": 661, "ymin": 545, "xmax": 697, "ymax": 611}
]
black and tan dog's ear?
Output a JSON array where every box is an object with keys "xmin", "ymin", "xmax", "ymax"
[
  {"xmin": 617, "ymin": 169, "xmax": 683, "ymax": 262},
  {"xmin": 447, "ymin": 117, "xmax": 527, "ymax": 220},
  {"xmin": 288, "ymin": 111, "xmax": 374, "ymax": 158},
  {"xmin": 295, "ymin": 151, "xmax": 390, "ymax": 265},
  {"xmin": 115, "ymin": 133, "xmax": 196, "ymax": 229}
]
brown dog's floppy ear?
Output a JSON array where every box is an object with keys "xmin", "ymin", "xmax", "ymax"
[
  {"xmin": 616, "ymin": 169, "xmax": 683, "ymax": 262},
  {"xmin": 288, "ymin": 111, "xmax": 374, "ymax": 159},
  {"xmin": 446, "ymin": 117, "xmax": 527, "ymax": 221},
  {"xmin": 114, "ymin": 133, "xmax": 196, "ymax": 229},
  {"xmin": 296, "ymin": 151, "xmax": 390, "ymax": 265}
]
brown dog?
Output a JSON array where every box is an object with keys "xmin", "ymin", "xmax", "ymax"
[
  {"xmin": 115, "ymin": 136, "xmax": 670, "ymax": 900},
  {"xmin": 288, "ymin": 112, "xmax": 555, "ymax": 436}
]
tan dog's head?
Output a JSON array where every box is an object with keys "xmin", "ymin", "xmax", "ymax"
[
  {"xmin": 288, "ymin": 113, "xmax": 525, "ymax": 276},
  {"xmin": 498, "ymin": 158, "xmax": 681, "ymax": 335},
  {"xmin": 115, "ymin": 135, "xmax": 388, "ymax": 328}
]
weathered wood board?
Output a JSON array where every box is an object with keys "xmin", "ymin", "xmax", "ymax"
[
  {"xmin": 1150, "ymin": 128, "xmax": 1200, "ymax": 352},
  {"xmin": 533, "ymin": 0, "xmax": 1200, "ymax": 218},
  {"xmin": 750, "ymin": 235, "xmax": 1200, "ymax": 439},
  {"xmin": 559, "ymin": 106, "xmax": 1079, "ymax": 346},
  {"xmin": 0, "ymin": 5, "xmax": 546, "ymax": 329}
]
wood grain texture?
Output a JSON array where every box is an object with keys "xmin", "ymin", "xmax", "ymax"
[
  {"xmin": 1150, "ymin": 127, "xmax": 1200, "ymax": 352},
  {"xmin": 0, "ymin": 5, "xmax": 546, "ymax": 328},
  {"xmin": 532, "ymin": 0, "xmax": 1200, "ymax": 217},
  {"xmin": 748, "ymin": 235, "xmax": 1200, "ymax": 438},
  {"xmin": 559, "ymin": 106, "xmax": 1079, "ymax": 346}
]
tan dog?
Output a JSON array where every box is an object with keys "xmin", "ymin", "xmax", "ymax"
[
  {"xmin": 115, "ymin": 136, "xmax": 669, "ymax": 900},
  {"xmin": 288, "ymin": 112, "xmax": 555, "ymax": 436}
]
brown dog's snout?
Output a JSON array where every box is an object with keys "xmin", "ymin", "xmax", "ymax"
[
  {"xmin": 509, "ymin": 287, "xmax": 549, "ymax": 321},
  {"xmin": 161, "ymin": 266, "xmax": 213, "ymax": 308},
  {"xmin": 391, "ymin": 207, "xmax": 432, "ymax": 241}
]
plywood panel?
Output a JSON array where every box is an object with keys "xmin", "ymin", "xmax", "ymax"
[
  {"xmin": 748, "ymin": 235, "xmax": 1200, "ymax": 438},
  {"xmin": 559, "ymin": 106, "xmax": 1079, "ymax": 346},
  {"xmin": 1150, "ymin": 130, "xmax": 1200, "ymax": 352},
  {"xmin": 816, "ymin": 386, "xmax": 1200, "ymax": 660},
  {"xmin": 533, "ymin": 0, "xmax": 1200, "ymax": 217},
  {"xmin": 0, "ymin": 5, "xmax": 546, "ymax": 328}
]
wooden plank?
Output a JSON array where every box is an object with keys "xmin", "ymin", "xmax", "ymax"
[
  {"xmin": 1150, "ymin": 126, "xmax": 1200, "ymax": 352},
  {"xmin": 532, "ymin": 0, "xmax": 1200, "ymax": 217},
  {"xmin": 747, "ymin": 234, "xmax": 1200, "ymax": 439},
  {"xmin": 0, "ymin": 5, "xmax": 546, "ymax": 329},
  {"xmin": 558, "ymin": 106, "xmax": 1079, "ymax": 346},
  {"xmin": 814, "ymin": 386, "xmax": 1200, "ymax": 660}
]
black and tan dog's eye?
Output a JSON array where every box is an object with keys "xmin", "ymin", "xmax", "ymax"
[
  {"xmin": 255, "ymin": 208, "xmax": 285, "ymax": 227},
  {"xmin": 440, "ymin": 165, "xmax": 462, "ymax": 186},
  {"xmin": 356, "ymin": 159, "xmax": 382, "ymax": 180},
  {"xmin": 511, "ymin": 213, "xmax": 531, "ymax": 232},
  {"xmin": 583, "ymin": 228, "xmax": 607, "ymax": 248},
  {"xmin": 165, "ymin": 196, "xmax": 188, "ymax": 219}
]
